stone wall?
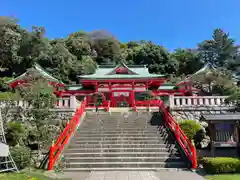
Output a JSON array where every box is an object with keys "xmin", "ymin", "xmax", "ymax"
[{"xmin": 171, "ymin": 110, "xmax": 227, "ymax": 122}]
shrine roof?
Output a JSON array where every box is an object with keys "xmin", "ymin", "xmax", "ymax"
[
  {"xmin": 64, "ymin": 85, "xmax": 83, "ymax": 91},
  {"xmin": 158, "ymin": 84, "xmax": 176, "ymax": 90},
  {"xmin": 78, "ymin": 62, "xmax": 166, "ymax": 79},
  {"xmin": 177, "ymin": 63, "xmax": 216, "ymax": 85},
  {"xmin": 201, "ymin": 114, "xmax": 240, "ymax": 121},
  {"xmin": 7, "ymin": 63, "xmax": 62, "ymax": 84}
]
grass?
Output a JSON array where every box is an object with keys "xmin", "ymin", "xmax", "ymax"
[
  {"xmin": 0, "ymin": 170, "xmax": 71, "ymax": 180},
  {"xmin": 205, "ymin": 174, "xmax": 240, "ymax": 180}
]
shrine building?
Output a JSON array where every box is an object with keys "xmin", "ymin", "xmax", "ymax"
[{"xmin": 7, "ymin": 62, "xmax": 193, "ymax": 108}]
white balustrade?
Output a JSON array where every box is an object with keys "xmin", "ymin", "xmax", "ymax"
[
  {"xmin": 0, "ymin": 96, "xmax": 78, "ymax": 109},
  {"xmin": 169, "ymin": 95, "xmax": 232, "ymax": 109}
]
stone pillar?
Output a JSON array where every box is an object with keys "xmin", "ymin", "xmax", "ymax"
[
  {"xmin": 69, "ymin": 95, "xmax": 77, "ymax": 109},
  {"xmin": 169, "ymin": 95, "xmax": 174, "ymax": 109}
]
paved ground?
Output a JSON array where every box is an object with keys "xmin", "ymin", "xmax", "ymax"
[{"xmin": 61, "ymin": 171, "xmax": 205, "ymax": 180}]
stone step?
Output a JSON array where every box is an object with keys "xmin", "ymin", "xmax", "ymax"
[
  {"xmin": 73, "ymin": 137, "xmax": 164, "ymax": 141},
  {"xmin": 65, "ymin": 161, "xmax": 186, "ymax": 169},
  {"xmin": 65, "ymin": 147, "xmax": 175, "ymax": 153},
  {"xmin": 72, "ymin": 140, "xmax": 169, "ymax": 144},
  {"xmin": 63, "ymin": 167, "xmax": 186, "ymax": 172},
  {"xmin": 77, "ymin": 129, "xmax": 160, "ymax": 133},
  {"xmin": 79, "ymin": 126, "xmax": 159, "ymax": 129},
  {"xmin": 80, "ymin": 124, "xmax": 153, "ymax": 127},
  {"xmin": 64, "ymin": 152, "xmax": 180, "ymax": 158},
  {"xmin": 73, "ymin": 133, "xmax": 161, "ymax": 138},
  {"xmin": 65, "ymin": 156, "xmax": 183, "ymax": 163},
  {"xmin": 80, "ymin": 126, "xmax": 157, "ymax": 129},
  {"xmin": 68, "ymin": 143, "xmax": 171, "ymax": 149}
]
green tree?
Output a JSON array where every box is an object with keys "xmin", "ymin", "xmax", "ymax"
[
  {"xmin": 171, "ymin": 48, "xmax": 202, "ymax": 76},
  {"xmin": 89, "ymin": 30, "xmax": 121, "ymax": 64},
  {"xmin": 0, "ymin": 16, "xmax": 23, "ymax": 72},
  {"xmin": 198, "ymin": 28, "xmax": 238, "ymax": 68},
  {"xmin": 131, "ymin": 41, "xmax": 178, "ymax": 74}
]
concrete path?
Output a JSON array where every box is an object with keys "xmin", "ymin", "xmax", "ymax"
[{"xmin": 61, "ymin": 171, "xmax": 205, "ymax": 180}]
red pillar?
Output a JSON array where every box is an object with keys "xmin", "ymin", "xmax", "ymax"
[
  {"xmin": 109, "ymin": 83, "xmax": 112, "ymax": 107},
  {"xmin": 131, "ymin": 90, "xmax": 135, "ymax": 108},
  {"xmin": 95, "ymin": 82, "xmax": 99, "ymax": 92}
]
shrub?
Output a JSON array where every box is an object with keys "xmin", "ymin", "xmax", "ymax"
[
  {"xmin": 201, "ymin": 157, "xmax": 240, "ymax": 174},
  {"xmin": 179, "ymin": 120, "xmax": 201, "ymax": 140},
  {"xmin": 5, "ymin": 121, "xmax": 26, "ymax": 146},
  {"xmin": 0, "ymin": 92, "xmax": 20, "ymax": 100},
  {"xmin": 10, "ymin": 146, "xmax": 31, "ymax": 170}
]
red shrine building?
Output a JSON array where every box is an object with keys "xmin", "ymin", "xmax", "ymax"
[{"xmin": 8, "ymin": 62, "xmax": 194, "ymax": 108}]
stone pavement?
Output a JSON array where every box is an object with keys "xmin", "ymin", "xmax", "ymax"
[{"xmin": 61, "ymin": 171, "xmax": 205, "ymax": 180}]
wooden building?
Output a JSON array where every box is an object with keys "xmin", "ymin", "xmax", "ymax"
[
  {"xmin": 7, "ymin": 62, "xmax": 194, "ymax": 108},
  {"xmin": 200, "ymin": 114, "xmax": 240, "ymax": 157}
]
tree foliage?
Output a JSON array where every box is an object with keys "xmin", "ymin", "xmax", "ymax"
[
  {"xmin": 0, "ymin": 16, "xmax": 240, "ymax": 95},
  {"xmin": 1, "ymin": 16, "xmax": 239, "ymax": 84}
]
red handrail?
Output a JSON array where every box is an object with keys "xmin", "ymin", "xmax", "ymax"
[
  {"xmin": 159, "ymin": 101, "xmax": 197, "ymax": 169},
  {"xmin": 48, "ymin": 98, "xmax": 87, "ymax": 170}
]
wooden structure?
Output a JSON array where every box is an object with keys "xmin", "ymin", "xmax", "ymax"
[
  {"xmin": 8, "ymin": 62, "xmax": 194, "ymax": 108},
  {"xmin": 200, "ymin": 114, "xmax": 240, "ymax": 157},
  {"xmin": 8, "ymin": 63, "xmax": 64, "ymax": 88}
]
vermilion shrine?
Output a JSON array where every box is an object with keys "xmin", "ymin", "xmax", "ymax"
[
  {"xmin": 8, "ymin": 62, "xmax": 196, "ymax": 108},
  {"xmin": 5, "ymin": 62, "xmax": 240, "ymax": 172}
]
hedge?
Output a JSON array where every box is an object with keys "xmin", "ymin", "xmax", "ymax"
[{"xmin": 201, "ymin": 157, "xmax": 240, "ymax": 174}]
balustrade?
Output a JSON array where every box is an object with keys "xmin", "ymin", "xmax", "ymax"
[
  {"xmin": 0, "ymin": 96, "xmax": 78, "ymax": 109},
  {"xmin": 169, "ymin": 95, "xmax": 233, "ymax": 109}
]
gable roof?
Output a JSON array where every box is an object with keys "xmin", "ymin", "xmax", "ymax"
[
  {"xmin": 8, "ymin": 63, "xmax": 62, "ymax": 84},
  {"xmin": 78, "ymin": 62, "xmax": 166, "ymax": 79},
  {"xmin": 106, "ymin": 62, "xmax": 137, "ymax": 75},
  {"xmin": 177, "ymin": 62, "xmax": 216, "ymax": 85}
]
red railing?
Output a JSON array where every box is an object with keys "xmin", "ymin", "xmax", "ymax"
[
  {"xmin": 159, "ymin": 101, "xmax": 197, "ymax": 169},
  {"xmin": 48, "ymin": 98, "xmax": 87, "ymax": 170}
]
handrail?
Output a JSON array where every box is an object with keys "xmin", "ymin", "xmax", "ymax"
[
  {"xmin": 159, "ymin": 101, "xmax": 197, "ymax": 169},
  {"xmin": 47, "ymin": 98, "xmax": 87, "ymax": 170}
]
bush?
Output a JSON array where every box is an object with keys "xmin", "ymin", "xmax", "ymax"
[
  {"xmin": 179, "ymin": 120, "xmax": 201, "ymax": 140},
  {"xmin": 0, "ymin": 92, "xmax": 20, "ymax": 100},
  {"xmin": 201, "ymin": 157, "xmax": 240, "ymax": 174},
  {"xmin": 5, "ymin": 121, "xmax": 25, "ymax": 146},
  {"xmin": 10, "ymin": 146, "xmax": 31, "ymax": 170}
]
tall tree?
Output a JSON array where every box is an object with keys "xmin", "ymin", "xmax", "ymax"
[
  {"xmin": 171, "ymin": 48, "xmax": 202, "ymax": 76},
  {"xmin": 0, "ymin": 16, "xmax": 23, "ymax": 73},
  {"xmin": 131, "ymin": 41, "xmax": 178, "ymax": 74},
  {"xmin": 89, "ymin": 30, "xmax": 121, "ymax": 64},
  {"xmin": 198, "ymin": 28, "xmax": 237, "ymax": 68}
]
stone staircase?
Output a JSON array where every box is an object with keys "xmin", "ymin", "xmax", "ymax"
[{"xmin": 62, "ymin": 111, "xmax": 188, "ymax": 171}]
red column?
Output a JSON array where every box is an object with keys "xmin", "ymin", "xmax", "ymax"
[
  {"xmin": 109, "ymin": 83, "xmax": 112, "ymax": 107},
  {"xmin": 131, "ymin": 90, "xmax": 135, "ymax": 108},
  {"xmin": 95, "ymin": 82, "xmax": 99, "ymax": 92}
]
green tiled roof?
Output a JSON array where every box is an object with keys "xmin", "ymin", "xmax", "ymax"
[
  {"xmin": 78, "ymin": 63, "xmax": 166, "ymax": 79},
  {"xmin": 65, "ymin": 85, "xmax": 83, "ymax": 91},
  {"xmin": 8, "ymin": 63, "xmax": 62, "ymax": 84},
  {"xmin": 158, "ymin": 85, "xmax": 176, "ymax": 90}
]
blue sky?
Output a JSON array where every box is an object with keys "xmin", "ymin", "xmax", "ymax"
[{"xmin": 2, "ymin": 0, "xmax": 240, "ymax": 50}]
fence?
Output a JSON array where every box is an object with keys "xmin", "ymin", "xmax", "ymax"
[
  {"xmin": 0, "ymin": 96, "xmax": 79, "ymax": 109},
  {"xmin": 169, "ymin": 95, "xmax": 231, "ymax": 109}
]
